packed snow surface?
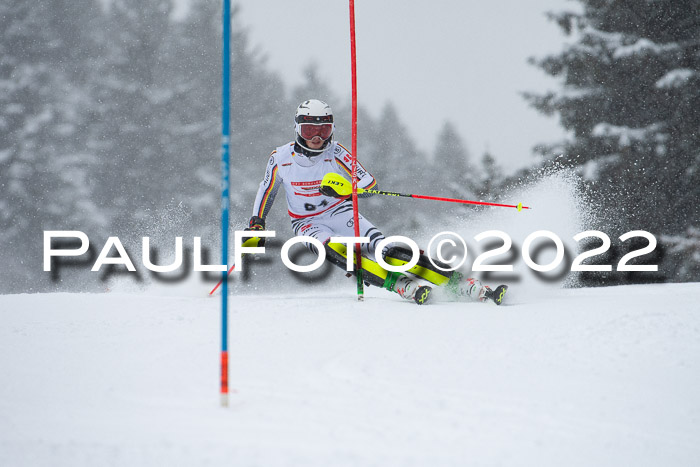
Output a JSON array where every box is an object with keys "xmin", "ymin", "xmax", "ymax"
[{"xmin": 1, "ymin": 284, "xmax": 699, "ymax": 466}]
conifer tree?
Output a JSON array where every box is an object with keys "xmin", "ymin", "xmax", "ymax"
[
  {"xmin": 87, "ymin": 0, "xmax": 179, "ymax": 235},
  {"xmin": 526, "ymin": 0, "xmax": 700, "ymax": 235},
  {"xmin": 432, "ymin": 122, "xmax": 476, "ymax": 199},
  {"xmin": 0, "ymin": 0, "xmax": 103, "ymax": 292},
  {"xmin": 477, "ymin": 150, "xmax": 502, "ymax": 200},
  {"xmin": 359, "ymin": 103, "xmax": 429, "ymax": 233}
]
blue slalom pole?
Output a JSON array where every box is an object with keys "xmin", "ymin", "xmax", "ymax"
[{"xmin": 220, "ymin": 0, "xmax": 231, "ymax": 407}]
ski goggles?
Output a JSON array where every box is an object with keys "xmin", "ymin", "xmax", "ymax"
[{"xmin": 298, "ymin": 123, "xmax": 334, "ymax": 140}]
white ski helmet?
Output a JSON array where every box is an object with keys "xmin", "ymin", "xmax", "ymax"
[{"xmin": 294, "ymin": 99, "xmax": 334, "ymax": 155}]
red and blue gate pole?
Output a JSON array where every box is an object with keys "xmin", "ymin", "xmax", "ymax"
[{"xmin": 220, "ymin": 0, "xmax": 231, "ymax": 407}]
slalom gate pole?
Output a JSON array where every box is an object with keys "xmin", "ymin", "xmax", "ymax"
[
  {"xmin": 321, "ymin": 173, "xmax": 531, "ymax": 211},
  {"xmin": 349, "ymin": 0, "xmax": 364, "ymax": 301},
  {"xmin": 366, "ymin": 189, "xmax": 531, "ymax": 211},
  {"xmin": 208, "ymin": 238, "xmax": 259, "ymax": 296},
  {"xmin": 210, "ymin": 264, "xmax": 235, "ymax": 296},
  {"xmin": 220, "ymin": 0, "xmax": 231, "ymax": 408}
]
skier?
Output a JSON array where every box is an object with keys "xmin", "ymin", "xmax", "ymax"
[{"xmin": 245, "ymin": 99, "xmax": 506, "ymax": 305}]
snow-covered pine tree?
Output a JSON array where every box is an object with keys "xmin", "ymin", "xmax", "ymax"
[
  {"xmin": 432, "ymin": 122, "xmax": 476, "ymax": 204},
  {"xmin": 357, "ymin": 103, "xmax": 429, "ymax": 234},
  {"xmin": 0, "ymin": 0, "xmax": 104, "ymax": 292},
  {"xmin": 148, "ymin": 1, "xmax": 227, "ymax": 243},
  {"xmin": 661, "ymin": 226, "xmax": 700, "ymax": 281},
  {"xmin": 477, "ymin": 150, "xmax": 503, "ymax": 201},
  {"xmin": 227, "ymin": 3, "xmax": 290, "ymax": 188},
  {"xmin": 87, "ymin": 0, "xmax": 180, "ymax": 236},
  {"xmin": 525, "ymin": 0, "xmax": 700, "ymax": 237},
  {"xmin": 154, "ymin": 0, "xmax": 231, "ymax": 239}
]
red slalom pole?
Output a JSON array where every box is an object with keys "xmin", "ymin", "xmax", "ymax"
[
  {"xmin": 349, "ymin": 0, "xmax": 364, "ymax": 301},
  {"xmin": 393, "ymin": 192, "xmax": 530, "ymax": 210},
  {"xmin": 321, "ymin": 173, "xmax": 531, "ymax": 211},
  {"xmin": 209, "ymin": 264, "xmax": 236, "ymax": 296},
  {"xmin": 208, "ymin": 237, "xmax": 261, "ymax": 296}
]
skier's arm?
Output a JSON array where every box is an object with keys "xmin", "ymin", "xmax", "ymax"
[
  {"xmin": 251, "ymin": 151, "xmax": 282, "ymax": 221},
  {"xmin": 246, "ymin": 152, "xmax": 281, "ymax": 248}
]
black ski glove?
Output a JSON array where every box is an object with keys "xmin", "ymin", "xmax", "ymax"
[{"xmin": 243, "ymin": 216, "xmax": 266, "ymax": 247}]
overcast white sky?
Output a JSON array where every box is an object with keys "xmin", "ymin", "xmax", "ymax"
[{"xmin": 181, "ymin": 1, "xmax": 576, "ymax": 173}]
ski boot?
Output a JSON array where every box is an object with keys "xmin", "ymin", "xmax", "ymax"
[
  {"xmin": 446, "ymin": 272, "xmax": 507, "ymax": 305},
  {"xmin": 483, "ymin": 284, "xmax": 508, "ymax": 305},
  {"xmin": 385, "ymin": 271, "xmax": 432, "ymax": 305}
]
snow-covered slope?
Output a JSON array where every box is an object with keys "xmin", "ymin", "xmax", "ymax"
[{"xmin": 1, "ymin": 284, "xmax": 699, "ymax": 466}]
